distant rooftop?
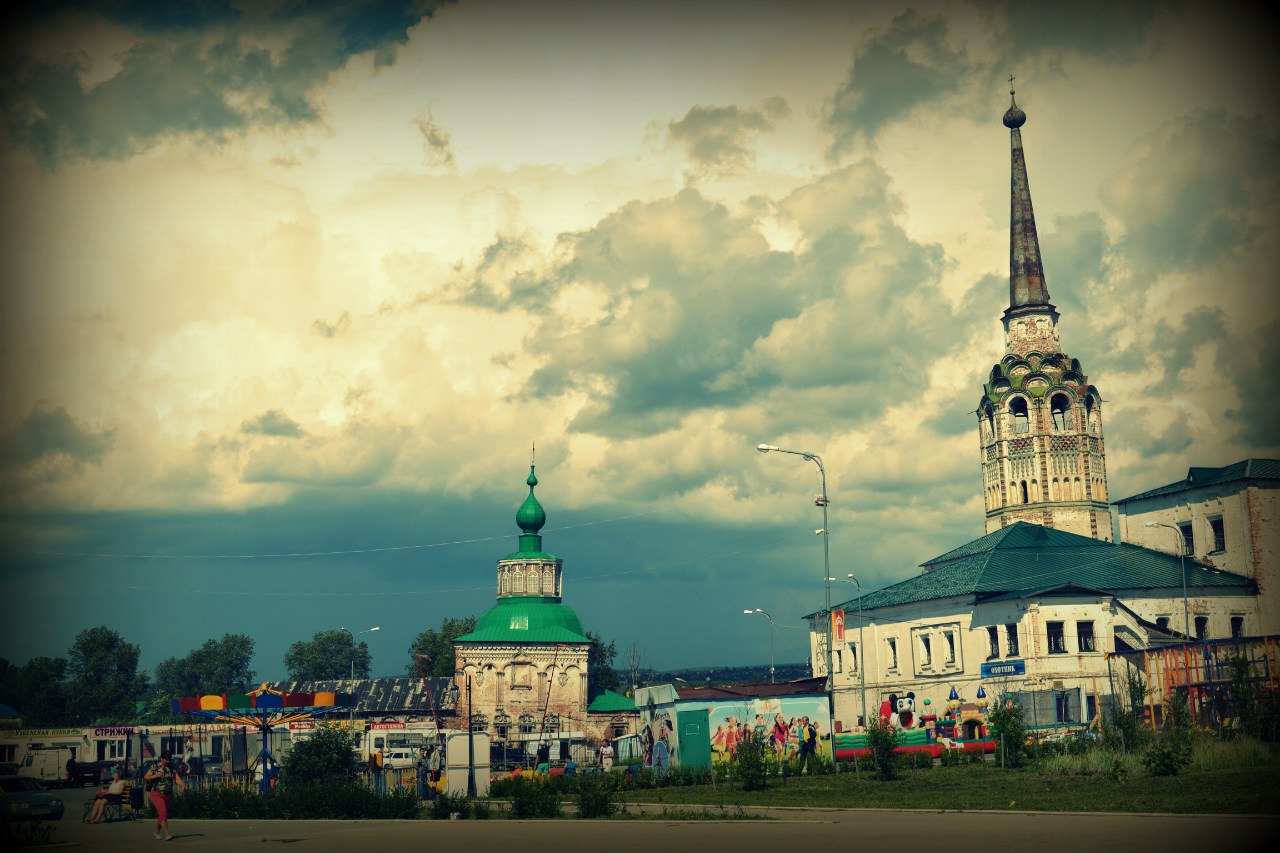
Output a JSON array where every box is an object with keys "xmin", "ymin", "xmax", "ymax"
[
  {"xmin": 673, "ymin": 677, "xmax": 827, "ymax": 701},
  {"xmin": 1113, "ymin": 459, "xmax": 1280, "ymax": 505}
]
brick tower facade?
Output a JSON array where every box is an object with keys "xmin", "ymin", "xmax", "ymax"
[{"xmin": 976, "ymin": 90, "xmax": 1111, "ymax": 540}]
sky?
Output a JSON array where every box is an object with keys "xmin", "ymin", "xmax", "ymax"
[{"xmin": 1, "ymin": 1, "xmax": 1277, "ymax": 683}]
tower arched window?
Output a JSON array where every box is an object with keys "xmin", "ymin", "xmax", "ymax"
[
  {"xmin": 542, "ymin": 568, "xmax": 555, "ymax": 594},
  {"xmin": 1050, "ymin": 393, "xmax": 1070, "ymax": 431},
  {"xmin": 500, "ymin": 572, "xmax": 510, "ymax": 595},
  {"xmin": 1010, "ymin": 397, "xmax": 1029, "ymax": 434},
  {"xmin": 1021, "ymin": 481, "xmax": 1029, "ymax": 504},
  {"xmin": 513, "ymin": 572, "xmax": 525, "ymax": 594}
]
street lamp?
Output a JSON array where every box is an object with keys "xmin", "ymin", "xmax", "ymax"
[
  {"xmin": 757, "ymin": 443, "xmax": 834, "ymax": 719},
  {"xmin": 743, "ymin": 609, "xmax": 777, "ymax": 683},
  {"xmin": 828, "ymin": 573, "xmax": 868, "ymax": 728},
  {"xmin": 339, "ymin": 626, "xmax": 380, "ymax": 736},
  {"xmin": 1145, "ymin": 522, "xmax": 1191, "ymax": 640}
]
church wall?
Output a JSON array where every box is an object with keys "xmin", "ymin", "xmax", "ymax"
[{"xmin": 453, "ymin": 643, "xmax": 591, "ymax": 741}]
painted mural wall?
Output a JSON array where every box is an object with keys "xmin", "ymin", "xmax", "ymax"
[{"xmin": 637, "ymin": 693, "xmax": 833, "ymax": 768}]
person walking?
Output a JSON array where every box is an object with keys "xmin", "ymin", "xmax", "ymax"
[
  {"xmin": 143, "ymin": 750, "xmax": 184, "ymax": 841},
  {"xmin": 428, "ymin": 744, "xmax": 442, "ymax": 791},
  {"xmin": 415, "ymin": 749, "xmax": 429, "ymax": 800},
  {"xmin": 369, "ymin": 749, "xmax": 386, "ymax": 794},
  {"xmin": 599, "ymin": 740, "xmax": 614, "ymax": 773}
]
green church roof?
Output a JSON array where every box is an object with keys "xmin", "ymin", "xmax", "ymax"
[
  {"xmin": 456, "ymin": 597, "xmax": 590, "ymax": 644},
  {"xmin": 1114, "ymin": 459, "xmax": 1280, "ymax": 504},
  {"xmin": 586, "ymin": 689, "xmax": 636, "ymax": 713},
  {"xmin": 812, "ymin": 522, "xmax": 1256, "ymax": 615}
]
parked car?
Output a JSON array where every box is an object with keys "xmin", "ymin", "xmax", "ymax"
[
  {"xmin": 379, "ymin": 750, "xmax": 418, "ymax": 770},
  {"xmin": 0, "ymin": 776, "xmax": 65, "ymax": 822}
]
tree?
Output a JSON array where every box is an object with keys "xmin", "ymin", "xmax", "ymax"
[
  {"xmin": 624, "ymin": 642, "xmax": 649, "ymax": 693},
  {"xmin": 404, "ymin": 616, "xmax": 477, "ymax": 677},
  {"xmin": 64, "ymin": 626, "xmax": 148, "ymax": 724},
  {"xmin": 154, "ymin": 634, "xmax": 256, "ymax": 697},
  {"xmin": 585, "ymin": 631, "xmax": 621, "ymax": 694},
  {"xmin": 285, "ymin": 630, "xmax": 371, "ymax": 681},
  {"xmin": 0, "ymin": 656, "xmax": 69, "ymax": 726},
  {"xmin": 282, "ymin": 724, "xmax": 358, "ymax": 784}
]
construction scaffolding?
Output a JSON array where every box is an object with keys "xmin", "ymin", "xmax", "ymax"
[{"xmin": 1107, "ymin": 635, "xmax": 1280, "ymax": 732}]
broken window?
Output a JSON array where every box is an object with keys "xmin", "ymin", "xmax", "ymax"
[
  {"xmin": 1005, "ymin": 623, "xmax": 1019, "ymax": 657},
  {"xmin": 987, "ymin": 626, "xmax": 1000, "ymax": 659},
  {"xmin": 944, "ymin": 630, "xmax": 956, "ymax": 664},
  {"xmin": 1077, "ymin": 621, "xmax": 1096, "ymax": 653},
  {"xmin": 885, "ymin": 638, "xmax": 898, "ymax": 671},
  {"xmin": 1231, "ymin": 616, "xmax": 1244, "ymax": 638},
  {"xmin": 1209, "ymin": 517, "xmax": 1225, "ymax": 553},
  {"xmin": 1194, "ymin": 615, "xmax": 1208, "ymax": 640},
  {"xmin": 1010, "ymin": 397, "xmax": 1030, "ymax": 434},
  {"xmin": 919, "ymin": 635, "xmax": 932, "ymax": 667},
  {"xmin": 1047, "ymin": 621, "xmax": 1066, "ymax": 654},
  {"xmin": 1050, "ymin": 394, "xmax": 1070, "ymax": 431},
  {"xmin": 1179, "ymin": 523, "xmax": 1194, "ymax": 557}
]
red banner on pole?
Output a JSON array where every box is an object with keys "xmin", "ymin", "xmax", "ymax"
[{"xmin": 832, "ymin": 610, "xmax": 845, "ymax": 643}]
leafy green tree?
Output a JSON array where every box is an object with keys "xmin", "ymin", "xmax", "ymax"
[
  {"xmin": 285, "ymin": 630, "xmax": 372, "ymax": 680},
  {"xmin": 987, "ymin": 692, "xmax": 1028, "ymax": 768},
  {"xmin": 585, "ymin": 631, "xmax": 621, "ymax": 694},
  {"xmin": 281, "ymin": 724, "xmax": 359, "ymax": 784},
  {"xmin": 0, "ymin": 657, "xmax": 70, "ymax": 726},
  {"xmin": 404, "ymin": 617, "xmax": 476, "ymax": 677},
  {"xmin": 65, "ymin": 626, "xmax": 148, "ymax": 725},
  {"xmin": 154, "ymin": 634, "xmax": 256, "ymax": 697}
]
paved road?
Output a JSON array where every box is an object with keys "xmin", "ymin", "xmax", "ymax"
[{"xmin": 42, "ymin": 808, "xmax": 1276, "ymax": 853}]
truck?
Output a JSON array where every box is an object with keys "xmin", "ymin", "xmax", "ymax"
[{"xmin": 17, "ymin": 747, "xmax": 79, "ymax": 788}]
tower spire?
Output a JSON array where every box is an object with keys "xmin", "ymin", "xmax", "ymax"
[{"xmin": 1003, "ymin": 84, "xmax": 1055, "ymax": 319}]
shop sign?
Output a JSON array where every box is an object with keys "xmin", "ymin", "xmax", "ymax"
[
  {"xmin": 5, "ymin": 728, "xmax": 84, "ymax": 739},
  {"xmin": 288, "ymin": 722, "xmax": 316, "ymax": 731},
  {"xmin": 981, "ymin": 659, "xmax": 1026, "ymax": 678},
  {"xmin": 369, "ymin": 722, "xmax": 405, "ymax": 730},
  {"xmin": 92, "ymin": 727, "xmax": 134, "ymax": 738}
]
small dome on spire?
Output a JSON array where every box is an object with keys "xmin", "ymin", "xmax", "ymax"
[
  {"xmin": 516, "ymin": 465, "xmax": 546, "ymax": 533},
  {"xmin": 1003, "ymin": 88, "xmax": 1026, "ymax": 129}
]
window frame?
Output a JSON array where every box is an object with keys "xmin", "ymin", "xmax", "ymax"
[
  {"xmin": 1208, "ymin": 516, "xmax": 1226, "ymax": 554},
  {"xmin": 1046, "ymin": 621, "xmax": 1067, "ymax": 654},
  {"xmin": 1077, "ymin": 620, "xmax": 1096, "ymax": 653},
  {"xmin": 986, "ymin": 625, "xmax": 1000, "ymax": 660},
  {"xmin": 1005, "ymin": 623, "xmax": 1020, "ymax": 657}
]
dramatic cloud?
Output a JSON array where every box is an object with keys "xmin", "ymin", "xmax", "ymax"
[
  {"xmin": 412, "ymin": 107, "xmax": 454, "ymax": 168},
  {"xmin": 0, "ymin": 1, "xmax": 451, "ymax": 167},
  {"xmin": 825, "ymin": 9, "xmax": 971, "ymax": 154},
  {"xmin": 668, "ymin": 97, "xmax": 789, "ymax": 178},
  {"xmin": 241, "ymin": 409, "xmax": 304, "ymax": 438},
  {"xmin": 1, "ymin": 402, "xmax": 114, "ymax": 472}
]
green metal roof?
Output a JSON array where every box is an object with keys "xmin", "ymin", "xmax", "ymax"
[
  {"xmin": 816, "ymin": 522, "xmax": 1256, "ymax": 615},
  {"xmin": 1114, "ymin": 459, "xmax": 1280, "ymax": 504},
  {"xmin": 455, "ymin": 597, "xmax": 591, "ymax": 644},
  {"xmin": 586, "ymin": 689, "xmax": 636, "ymax": 713}
]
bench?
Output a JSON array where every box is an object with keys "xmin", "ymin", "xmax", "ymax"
[{"xmin": 81, "ymin": 783, "xmax": 137, "ymax": 823}]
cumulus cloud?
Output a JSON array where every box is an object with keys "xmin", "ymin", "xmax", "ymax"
[
  {"xmin": 1, "ymin": 402, "xmax": 114, "ymax": 469},
  {"xmin": 667, "ymin": 97, "xmax": 789, "ymax": 178},
  {"xmin": 980, "ymin": 0, "xmax": 1165, "ymax": 65},
  {"xmin": 241, "ymin": 409, "xmax": 304, "ymax": 438},
  {"xmin": 0, "ymin": 1, "xmax": 452, "ymax": 167},
  {"xmin": 825, "ymin": 9, "xmax": 972, "ymax": 154}
]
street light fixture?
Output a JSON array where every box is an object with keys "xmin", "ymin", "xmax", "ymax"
[
  {"xmin": 743, "ymin": 608, "xmax": 777, "ymax": 683},
  {"xmin": 757, "ymin": 443, "xmax": 834, "ymax": 718},
  {"xmin": 339, "ymin": 626, "xmax": 380, "ymax": 737},
  {"xmin": 1145, "ymin": 522, "xmax": 1191, "ymax": 640}
]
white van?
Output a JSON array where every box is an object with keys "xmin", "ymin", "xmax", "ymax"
[{"xmin": 19, "ymin": 748, "xmax": 74, "ymax": 787}]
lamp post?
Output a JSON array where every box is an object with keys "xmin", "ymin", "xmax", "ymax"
[
  {"xmin": 757, "ymin": 443, "xmax": 834, "ymax": 719},
  {"xmin": 829, "ymin": 573, "xmax": 868, "ymax": 728},
  {"xmin": 339, "ymin": 626, "xmax": 380, "ymax": 738},
  {"xmin": 743, "ymin": 608, "xmax": 777, "ymax": 683},
  {"xmin": 1145, "ymin": 522, "xmax": 1191, "ymax": 640}
]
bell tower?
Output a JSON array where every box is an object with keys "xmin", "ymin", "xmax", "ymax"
[{"xmin": 976, "ymin": 87, "xmax": 1111, "ymax": 540}]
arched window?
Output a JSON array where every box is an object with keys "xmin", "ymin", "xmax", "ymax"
[
  {"xmin": 1031, "ymin": 479, "xmax": 1040, "ymax": 502},
  {"xmin": 500, "ymin": 572, "xmax": 510, "ymax": 595},
  {"xmin": 513, "ymin": 572, "xmax": 525, "ymax": 593},
  {"xmin": 542, "ymin": 568, "xmax": 555, "ymax": 594},
  {"xmin": 1021, "ymin": 481, "xmax": 1030, "ymax": 503},
  {"xmin": 1010, "ymin": 397, "xmax": 1029, "ymax": 434},
  {"xmin": 1084, "ymin": 395, "xmax": 1095, "ymax": 432},
  {"xmin": 986, "ymin": 409, "xmax": 995, "ymax": 439},
  {"xmin": 1050, "ymin": 394, "xmax": 1070, "ymax": 431},
  {"xmin": 1074, "ymin": 477, "xmax": 1083, "ymax": 500},
  {"xmin": 1050, "ymin": 478, "xmax": 1059, "ymax": 501}
]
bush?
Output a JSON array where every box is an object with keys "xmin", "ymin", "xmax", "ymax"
[
  {"xmin": 987, "ymin": 693, "xmax": 1027, "ymax": 768},
  {"xmin": 732, "ymin": 733, "xmax": 769, "ymax": 791},
  {"xmin": 1143, "ymin": 689, "xmax": 1192, "ymax": 777},
  {"xmin": 507, "ymin": 776, "xmax": 561, "ymax": 819},
  {"xmin": 172, "ymin": 779, "xmax": 419, "ymax": 820},
  {"xmin": 471, "ymin": 798, "xmax": 492, "ymax": 820},
  {"xmin": 575, "ymin": 773, "xmax": 617, "ymax": 818},
  {"xmin": 938, "ymin": 747, "xmax": 964, "ymax": 768},
  {"xmin": 430, "ymin": 790, "xmax": 471, "ymax": 820},
  {"xmin": 864, "ymin": 718, "xmax": 900, "ymax": 781}
]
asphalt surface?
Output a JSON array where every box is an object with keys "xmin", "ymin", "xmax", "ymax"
[{"xmin": 33, "ymin": 807, "xmax": 1278, "ymax": 853}]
